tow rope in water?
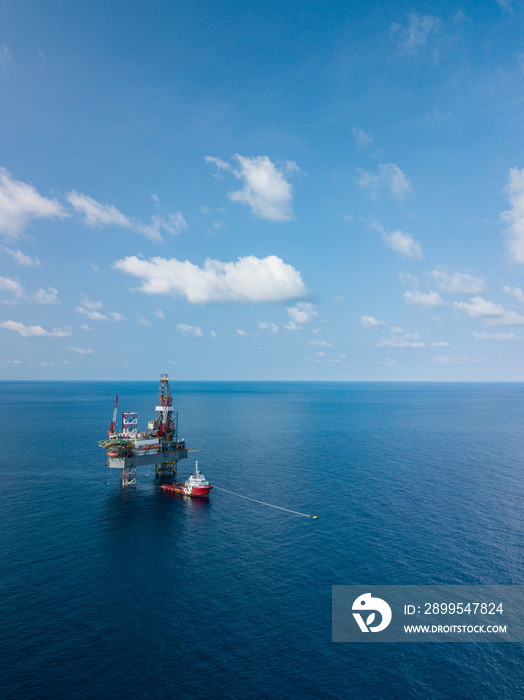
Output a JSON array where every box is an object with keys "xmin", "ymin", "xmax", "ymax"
[{"xmin": 213, "ymin": 486, "xmax": 317, "ymax": 519}]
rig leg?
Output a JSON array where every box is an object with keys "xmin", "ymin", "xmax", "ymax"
[{"xmin": 121, "ymin": 465, "xmax": 137, "ymax": 489}]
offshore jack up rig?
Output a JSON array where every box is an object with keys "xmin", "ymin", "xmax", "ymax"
[{"xmin": 99, "ymin": 374, "xmax": 188, "ymax": 489}]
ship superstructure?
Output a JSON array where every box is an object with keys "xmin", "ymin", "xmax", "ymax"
[{"xmin": 99, "ymin": 374, "xmax": 188, "ymax": 488}]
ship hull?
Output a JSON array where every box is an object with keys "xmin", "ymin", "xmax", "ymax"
[{"xmin": 161, "ymin": 483, "xmax": 213, "ymax": 498}]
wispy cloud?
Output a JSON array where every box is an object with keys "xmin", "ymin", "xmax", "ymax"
[
  {"xmin": 503, "ymin": 285, "xmax": 524, "ymax": 303},
  {"xmin": 67, "ymin": 192, "xmax": 187, "ymax": 241},
  {"xmin": 377, "ymin": 336, "xmax": 425, "ymax": 348},
  {"xmin": 0, "ymin": 168, "xmax": 66, "ymax": 238},
  {"xmin": 206, "ymin": 154, "xmax": 298, "ymax": 221},
  {"xmin": 258, "ymin": 321, "xmax": 278, "ymax": 334},
  {"xmin": 351, "ymin": 127, "xmax": 372, "ymax": 146},
  {"xmin": 2, "ymin": 246, "xmax": 41, "ymax": 266},
  {"xmin": 358, "ymin": 163, "xmax": 411, "ymax": 201},
  {"xmin": 431, "ymin": 268, "xmax": 485, "ymax": 295},
  {"xmin": 473, "ymin": 331, "xmax": 519, "ymax": 341},
  {"xmin": 0, "ymin": 46, "xmax": 14, "ymax": 74},
  {"xmin": 371, "ymin": 222, "xmax": 423, "ymax": 259},
  {"xmin": 0, "ymin": 320, "xmax": 70, "ymax": 337},
  {"xmin": 176, "ymin": 323, "xmax": 203, "ymax": 337},
  {"xmin": 391, "ymin": 13, "xmax": 441, "ymax": 53},
  {"xmin": 68, "ymin": 346, "xmax": 94, "ymax": 354},
  {"xmin": 114, "ymin": 254, "xmax": 307, "ymax": 304},
  {"xmin": 75, "ymin": 295, "xmax": 124, "ymax": 322}
]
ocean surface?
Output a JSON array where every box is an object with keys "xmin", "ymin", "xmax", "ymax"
[{"xmin": 0, "ymin": 381, "xmax": 522, "ymax": 699}]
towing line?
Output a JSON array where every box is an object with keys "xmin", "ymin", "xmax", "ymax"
[{"xmin": 212, "ymin": 486, "xmax": 317, "ymax": 519}]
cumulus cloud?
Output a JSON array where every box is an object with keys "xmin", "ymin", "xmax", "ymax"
[
  {"xmin": 384, "ymin": 230, "xmax": 423, "ymax": 259},
  {"xmin": 113, "ymin": 254, "xmax": 307, "ymax": 304},
  {"xmin": 454, "ymin": 296, "xmax": 524, "ymax": 326},
  {"xmin": 358, "ymin": 163, "xmax": 411, "ymax": 200},
  {"xmin": 404, "ymin": 290, "xmax": 443, "ymax": 307},
  {"xmin": 431, "ymin": 341, "xmax": 450, "ymax": 347},
  {"xmin": 431, "ymin": 268, "xmax": 485, "ymax": 295},
  {"xmin": 0, "ymin": 278, "xmax": 59, "ymax": 305},
  {"xmin": 67, "ymin": 191, "xmax": 187, "ymax": 241},
  {"xmin": 206, "ymin": 154, "xmax": 297, "ymax": 221},
  {"xmin": 391, "ymin": 13, "xmax": 441, "ymax": 52},
  {"xmin": 176, "ymin": 323, "xmax": 203, "ymax": 337},
  {"xmin": 351, "ymin": 127, "xmax": 372, "ymax": 146},
  {"xmin": 68, "ymin": 347, "xmax": 94, "ymax": 354},
  {"xmin": 360, "ymin": 315, "xmax": 386, "ymax": 328},
  {"xmin": 286, "ymin": 302, "xmax": 318, "ymax": 325},
  {"xmin": 33, "ymin": 287, "xmax": 59, "ymax": 305},
  {"xmin": 2, "ymin": 247, "xmax": 41, "ymax": 266},
  {"xmin": 0, "ymin": 168, "xmax": 66, "ymax": 238},
  {"xmin": 0, "ymin": 320, "xmax": 70, "ymax": 337}
]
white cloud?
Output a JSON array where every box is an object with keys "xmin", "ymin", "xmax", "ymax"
[
  {"xmin": 431, "ymin": 341, "xmax": 450, "ymax": 347},
  {"xmin": 80, "ymin": 324, "xmax": 93, "ymax": 331},
  {"xmin": 431, "ymin": 268, "xmax": 485, "ymax": 295},
  {"xmin": 371, "ymin": 221, "xmax": 422, "ymax": 258},
  {"xmin": 309, "ymin": 339, "xmax": 333, "ymax": 348},
  {"xmin": 68, "ymin": 347, "xmax": 94, "ymax": 354},
  {"xmin": 501, "ymin": 167, "xmax": 524, "ymax": 264},
  {"xmin": 0, "ymin": 46, "xmax": 14, "ymax": 74},
  {"xmin": 358, "ymin": 163, "xmax": 411, "ymax": 200},
  {"xmin": 474, "ymin": 331, "xmax": 519, "ymax": 341},
  {"xmin": 360, "ymin": 315, "xmax": 386, "ymax": 328},
  {"xmin": 67, "ymin": 191, "xmax": 187, "ymax": 241},
  {"xmin": 155, "ymin": 309, "xmax": 165, "ymax": 319},
  {"xmin": 0, "ymin": 278, "xmax": 59, "ymax": 305},
  {"xmin": 454, "ymin": 296, "xmax": 524, "ymax": 325},
  {"xmin": 206, "ymin": 154, "xmax": 296, "ymax": 221},
  {"xmin": 0, "ymin": 320, "xmax": 70, "ymax": 337},
  {"xmin": 138, "ymin": 315, "xmax": 152, "ymax": 326},
  {"xmin": 391, "ymin": 13, "xmax": 441, "ymax": 52},
  {"xmin": 404, "ymin": 290, "xmax": 443, "ymax": 307},
  {"xmin": 176, "ymin": 323, "xmax": 203, "ymax": 337},
  {"xmin": 502, "ymin": 285, "xmax": 524, "ymax": 303},
  {"xmin": 0, "ymin": 168, "xmax": 66, "ymax": 238},
  {"xmin": 114, "ymin": 254, "xmax": 307, "ymax": 304},
  {"xmin": 377, "ymin": 337, "xmax": 425, "ymax": 348},
  {"xmin": 258, "ymin": 321, "xmax": 278, "ymax": 334},
  {"xmin": 384, "ymin": 230, "xmax": 423, "ymax": 259},
  {"xmin": 76, "ymin": 297, "xmax": 124, "ymax": 322},
  {"xmin": 430, "ymin": 355, "xmax": 483, "ymax": 365},
  {"xmin": 2, "ymin": 247, "xmax": 41, "ymax": 266},
  {"xmin": 286, "ymin": 302, "xmax": 317, "ymax": 324},
  {"xmin": 235, "ymin": 328, "xmax": 249, "ymax": 337},
  {"xmin": 351, "ymin": 127, "xmax": 372, "ymax": 146},
  {"xmin": 33, "ymin": 287, "xmax": 59, "ymax": 305}
]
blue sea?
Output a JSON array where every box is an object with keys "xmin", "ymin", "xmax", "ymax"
[{"xmin": 0, "ymin": 381, "xmax": 522, "ymax": 699}]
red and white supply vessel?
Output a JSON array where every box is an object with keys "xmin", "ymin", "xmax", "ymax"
[{"xmin": 161, "ymin": 462, "xmax": 213, "ymax": 498}]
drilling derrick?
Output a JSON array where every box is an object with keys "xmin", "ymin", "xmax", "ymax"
[{"xmin": 99, "ymin": 374, "xmax": 188, "ymax": 489}]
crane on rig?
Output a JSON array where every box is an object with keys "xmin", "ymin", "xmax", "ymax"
[
  {"xmin": 99, "ymin": 374, "xmax": 188, "ymax": 489},
  {"xmin": 108, "ymin": 395, "xmax": 118, "ymax": 436}
]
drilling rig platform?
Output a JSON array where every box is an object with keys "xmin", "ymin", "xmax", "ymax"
[{"xmin": 99, "ymin": 374, "xmax": 188, "ymax": 489}]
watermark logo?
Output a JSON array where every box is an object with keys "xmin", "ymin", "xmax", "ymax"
[{"xmin": 352, "ymin": 593, "xmax": 392, "ymax": 633}]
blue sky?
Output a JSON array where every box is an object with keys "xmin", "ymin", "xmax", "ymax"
[{"xmin": 2, "ymin": 0, "xmax": 524, "ymax": 380}]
